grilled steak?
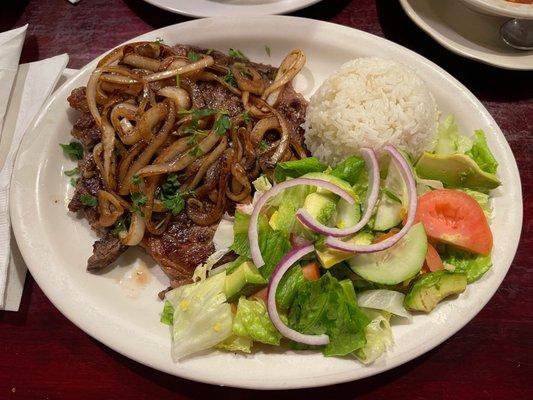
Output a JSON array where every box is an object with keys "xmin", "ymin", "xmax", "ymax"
[
  {"xmin": 68, "ymin": 43, "xmax": 308, "ymax": 287},
  {"xmin": 141, "ymin": 214, "xmax": 217, "ymax": 287}
]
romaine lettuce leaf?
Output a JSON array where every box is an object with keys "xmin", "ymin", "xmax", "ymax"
[
  {"xmin": 331, "ymin": 156, "xmax": 365, "ymax": 185},
  {"xmin": 441, "ymin": 247, "xmax": 492, "ymax": 283},
  {"xmin": 288, "ymin": 273, "xmax": 370, "ymax": 356},
  {"xmin": 229, "ymin": 211, "xmax": 291, "ymax": 279},
  {"xmin": 232, "ymin": 297, "xmax": 282, "ymax": 345},
  {"xmin": 273, "ymin": 157, "xmax": 327, "ymax": 183},
  {"xmin": 165, "ymin": 273, "xmax": 233, "ymax": 361},
  {"xmin": 354, "ymin": 310, "xmax": 393, "ymax": 364},
  {"xmin": 466, "ymin": 130, "xmax": 498, "ymax": 174},
  {"xmin": 276, "ymin": 265, "xmax": 305, "ymax": 312},
  {"xmin": 160, "ymin": 300, "xmax": 174, "ymax": 326}
]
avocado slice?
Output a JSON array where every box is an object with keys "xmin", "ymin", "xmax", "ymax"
[
  {"xmin": 404, "ymin": 271, "xmax": 467, "ymax": 313},
  {"xmin": 303, "ymin": 192, "xmax": 337, "ymax": 225},
  {"xmin": 224, "ymin": 261, "xmax": 267, "ymax": 303},
  {"xmin": 416, "ymin": 152, "xmax": 500, "ymax": 190},
  {"xmin": 316, "ymin": 231, "xmax": 374, "ymax": 269}
]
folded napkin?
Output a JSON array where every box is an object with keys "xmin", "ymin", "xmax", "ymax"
[
  {"xmin": 0, "ymin": 25, "xmax": 27, "ymax": 143},
  {"xmin": 0, "ymin": 47, "xmax": 69, "ymax": 310}
]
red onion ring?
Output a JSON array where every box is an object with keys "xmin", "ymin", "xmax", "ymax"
[
  {"xmin": 248, "ymin": 178, "xmax": 356, "ymax": 268},
  {"xmin": 267, "ymin": 243, "xmax": 330, "ymax": 346},
  {"xmin": 295, "ymin": 148, "xmax": 380, "ymax": 237},
  {"xmin": 325, "ymin": 145, "xmax": 417, "ymax": 253}
]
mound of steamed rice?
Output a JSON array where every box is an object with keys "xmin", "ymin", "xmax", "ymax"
[{"xmin": 304, "ymin": 57, "xmax": 438, "ymax": 165}]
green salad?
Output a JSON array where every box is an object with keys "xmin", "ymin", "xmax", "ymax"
[{"xmin": 161, "ymin": 116, "xmax": 500, "ymax": 363}]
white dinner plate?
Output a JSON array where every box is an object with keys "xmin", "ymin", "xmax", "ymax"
[
  {"xmin": 10, "ymin": 16, "xmax": 522, "ymax": 389},
  {"xmin": 142, "ymin": 0, "xmax": 322, "ymax": 17},
  {"xmin": 400, "ymin": 0, "xmax": 533, "ymax": 70}
]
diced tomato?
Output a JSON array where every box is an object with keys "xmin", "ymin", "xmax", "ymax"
[
  {"xmin": 250, "ymin": 287, "xmax": 268, "ymax": 302},
  {"xmin": 373, "ymin": 228, "xmax": 401, "ymax": 243},
  {"xmin": 424, "ymin": 243, "xmax": 444, "ymax": 272},
  {"xmin": 414, "ymin": 189, "xmax": 492, "ymax": 255},
  {"xmin": 302, "ymin": 262, "xmax": 320, "ymax": 281}
]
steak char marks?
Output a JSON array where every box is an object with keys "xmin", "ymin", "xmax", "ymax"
[{"xmin": 67, "ymin": 44, "xmax": 308, "ymax": 288}]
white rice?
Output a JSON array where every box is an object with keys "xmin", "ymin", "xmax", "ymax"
[{"xmin": 304, "ymin": 57, "xmax": 438, "ymax": 165}]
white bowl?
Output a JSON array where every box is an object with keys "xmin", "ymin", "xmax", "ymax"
[{"xmin": 459, "ymin": 0, "xmax": 533, "ymax": 19}]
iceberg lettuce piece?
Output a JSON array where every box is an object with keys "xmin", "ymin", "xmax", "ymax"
[
  {"xmin": 215, "ymin": 335, "xmax": 253, "ymax": 353},
  {"xmin": 357, "ymin": 289, "xmax": 412, "ymax": 321},
  {"xmin": 434, "ymin": 115, "xmax": 472, "ymax": 155},
  {"xmin": 165, "ymin": 273, "xmax": 232, "ymax": 361},
  {"xmin": 354, "ymin": 310, "xmax": 393, "ymax": 364}
]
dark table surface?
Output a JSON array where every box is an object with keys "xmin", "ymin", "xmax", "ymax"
[{"xmin": 0, "ymin": 0, "xmax": 531, "ymax": 399}]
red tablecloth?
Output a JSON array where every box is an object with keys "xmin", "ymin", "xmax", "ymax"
[{"xmin": 0, "ymin": 0, "xmax": 531, "ymax": 398}]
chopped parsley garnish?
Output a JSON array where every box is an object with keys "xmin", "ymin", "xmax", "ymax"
[
  {"xmin": 80, "ymin": 194, "xmax": 97, "ymax": 207},
  {"xmin": 265, "ymin": 45, "xmax": 271, "ymax": 56},
  {"xmin": 111, "ymin": 217, "xmax": 127, "ymax": 236},
  {"xmin": 242, "ymin": 111, "xmax": 252, "ymax": 125},
  {"xmin": 131, "ymin": 174, "xmax": 141, "ymax": 185},
  {"xmin": 206, "ymin": 48, "xmax": 214, "ymax": 55},
  {"xmin": 176, "ymin": 73, "xmax": 180, "ymax": 88},
  {"xmin": 131, "ymin": 192, "xmax": 147, "ymax": 215},
  {"xmin": 213, "ymin": 114, "xmax": 230, "ymax": 136},
  {"xmin": 154, "ymin": 37, "xmax": 164, "ymax": 44},
  {"xmin": 223, "ymin": 69, "xmax": 236, "ymax": 87},
  {"xmin": 161, "ymin": 173, "xmax": 180, "ymax": 197},
  {"xmin": 259, "ymin": 140, "xmax": 269, "ymax": 152},
  {"xmin": 70, "ymin": 177, "xmax": 79, "ymax": 187},
  {"xmin": 64, "ymin": 167, "xmax": 79, "ymax": 177},
  {"xmin": 163, "ymin": 192, "xmax": 185, "ymax": 216},
  {"xmin": 187, "ymin": 50, "xmax": 199, "ymax": 62},
  {"xmin": 159, "ymin": 174, "xmax": 191, "ymax": 216},
  {"xmin": 229, "ymin": 48, "xmax": 248, "ymax": 60},
  {"xmin": 60, "ymin": 142, "xmax": 84, "ymax": 160}
]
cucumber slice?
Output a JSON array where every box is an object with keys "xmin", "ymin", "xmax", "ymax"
[
  {"xmin": 374, "ymin": 157, "xmax": 407, "ymax": 231},
  {"xmin": 348, "ymin": 223, "xmax": 427, "ymax": 285}
]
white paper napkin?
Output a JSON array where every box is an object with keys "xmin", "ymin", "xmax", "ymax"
[
  {"xmin": 0, "ymin": 25, "xmax": 27, "ymax": 145},
  {"xmin": 0, "ymin": 54, "xmax": 69, "ymax": 310}
]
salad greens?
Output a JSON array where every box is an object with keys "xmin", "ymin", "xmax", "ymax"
[
  {"xmin": 229, "ymin": 211, "xmax": 291, "ymax": 279},
  {"xmin": 441, "ymin": 246, "xmax": 492, "ymax": 283},
  {"xmin": 288, "ymin": 273, "xmax": 369, "ymax": 356},
  {"xmin": 273, "ymin": 157, "xmax": 327, "ymax": 183},
  {"xmin": 165, "ymin": 273, "xmax": 233, "ymax": 361},
  {"xmin": 233, "ymin": 298, "xmax": 282, "ymax": 346},
  {"xmin": 161, "ymin": 114, "xmax": 501, "ymax": 365},
  {"xmin": 354, "ymin": 310, "xmax": 393, "ymax": 364}
]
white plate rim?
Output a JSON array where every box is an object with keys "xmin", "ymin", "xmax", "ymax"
[
  {"xmin": 10, "ymin": 16, "xmax": 523, "ymax": 389},
  {"xmin": 399, "ymin": 0, "xmax": 533, "ymax": 71},
  {"xmin": 142, "ymin": 0, "xmax": 323, "ymax": 17},
  {"xmin": 459, "ymin": 0, "xmax": 533, "ymax": 19}
]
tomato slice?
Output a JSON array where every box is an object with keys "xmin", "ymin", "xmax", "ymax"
[
  {"xmin": 250, "ymin": 287, "xmax": 268, "ymax": 302},
  {"xmin": 424, "ymin": 243, "xmax": 444, "ymax": 272},
  {"xmin": 414, "ymin": 189, "xmax": 492, "ymax": 255},
  {"xmin": 302, "ymin": 262, "xmax": 320, "ymax": 281}
]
